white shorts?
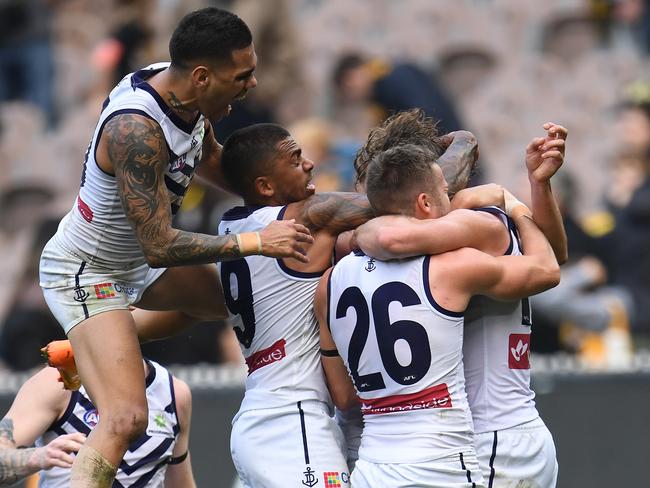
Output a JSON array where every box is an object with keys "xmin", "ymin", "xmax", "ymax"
[
  {"xmin": 352, "ymin": 452, "xmax": 484, "ymax": 488},
  {"xmin": 475, "ymin": 417, "xmax": 558, "ymax": 488},
  {"xmin": 230, "ymin": 400, "xmax": 350, "ymax": 488},
  {"xmin": 39, "ymin": 236, "xmax": 165, "ymax": 334}
]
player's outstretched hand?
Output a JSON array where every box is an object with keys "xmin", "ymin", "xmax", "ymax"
[
  {"xmin": 526, "ymin": 122, "xmax": 567, "ymax": 183},
  {"xmin": 37, "ymin": 432, "xmax": 86, "ymax": 470},
  {"xmin": 259, "ymin": 219, "xmax": 314, "ymax": 263}
]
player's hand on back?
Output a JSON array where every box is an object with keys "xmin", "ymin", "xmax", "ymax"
[
  {"xmin": 39, "ymin": 432, "xmax": 86, "ymax": 470},
  {"xmin": 259, "ymin": 219, "xmax": 314, "ymax": 263},
  {"xmin": 526, "ymin": 122, "xmax": 567, "ymax": 183}
]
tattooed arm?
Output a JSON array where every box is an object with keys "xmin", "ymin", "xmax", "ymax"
[
  {"xmin": 299, "ymin": 192, "xmax": 374, "ymax": 236},
  {"xmin": 105, "ymin": 114, "xmax": 312, "ymax": 266},
  {"xmin": 437, "ymin": 130, "xmax": 479, "ymax": 197},
  {"xmin": 0, "ymin": 368, "xmax": 83, "ymax": 486}
]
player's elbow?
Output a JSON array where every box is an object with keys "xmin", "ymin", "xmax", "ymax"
[
  {"xmin": 556, "ymin": 248, "xmax": 569, "ymax": 266},
  {"xmin": 533, "ymin": 259, "xmax": 561, "ymax": 293},
  {"xmin": 332, "ymin": 390, "xmax": 360, "ymax": 412}
]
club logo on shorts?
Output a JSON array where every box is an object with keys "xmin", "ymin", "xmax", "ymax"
[
  {"xmin": 94, "ymin": 283, "xmax": 116, "ymax": 299},
  {"xmin": 323, "ymin": 472, "xmax": 341, "ymax": 488},
  {"xmin": 509, "ymin": 333, "xmax": 531, "ymax": 369},
  {"xmin": 302, "ymin": 466, "xmax": 318, "ymax": 487},
  {"xmin": 73, "ymin": 285, "xmax": 89, "ymax": 303},
  {"xmin": 83, "ymin": 409, "xmax": 99, "ymax": 427}
]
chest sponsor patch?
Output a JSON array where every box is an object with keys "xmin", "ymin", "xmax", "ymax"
[
  {"xmin": 146, "ymin": 410, "xmax": 174, "ymax": 437},
  {"xmin": 508, "ymin": 333, "xmax": 531, "ymax": 369}
]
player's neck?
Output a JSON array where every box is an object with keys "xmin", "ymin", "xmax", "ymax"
[{"xmin": 148, "ymin": 69, "xmax": 199, "ymax": 121}]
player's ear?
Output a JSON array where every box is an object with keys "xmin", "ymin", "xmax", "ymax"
[
  {"xmin": 255, "ymin": 176, "xmax": 274, "ymax": 198},
  {"xmin": 415, "ymin": 192, "xmax": 432, "ymax": 217},
  {"xmin": 191, "ymin": 65, "xmax": 210, "ymax": 88}
]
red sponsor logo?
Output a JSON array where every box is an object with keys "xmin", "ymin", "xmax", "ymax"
[
  {"xmin": 77, "ymin": 196, "xmax": 94, "ymax": 223},
  {"xmin": 509, "ymin": 333, "xmax": 531, "ymax": 369},
  {"xmin": 245, "ymin": 339, "xmax": 286, "ymax": 375},
  {"xmin": 360, "ymin": 383, "xmax": 452, "ymax": 415}
]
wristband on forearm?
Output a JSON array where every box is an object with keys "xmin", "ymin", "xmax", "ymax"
[{"xmin": 236, "ymin": 232, "xmax": 262, "ymax": 255}]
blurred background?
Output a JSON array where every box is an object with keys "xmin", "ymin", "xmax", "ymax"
[{"xmin": 0, "ymin": 0, "xmax": 649, "ymax": 486}]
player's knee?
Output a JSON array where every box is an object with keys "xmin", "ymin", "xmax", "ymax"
[{"xmin": 102, "ymin": 404, "xmax": 149, "ymax": 443}]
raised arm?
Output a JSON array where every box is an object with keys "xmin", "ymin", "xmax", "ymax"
[
  {"xmin": 524, "ymin": 122, "xmax": 568, "ymax": 264},
  {"xmin": 465, "ymin": 206, "xmax": 560, "ymax": 300},
  {"xmin": 354, "ymin": 209, "xmax": 510, "ymax": 261},
  {"xmin": 105, "ymin": 114, "xmax": 313, "ymax": 266},
  {"xmin": 164, "ymin": 378, "xmax": 196, "ymax": 488},
  {"xmin": 0, "ymin": 368, "xmax": 84, "ymax": 486},
  {"xmin": 314, "ymin": 269, "xmax": 359, "ymax": 411}
]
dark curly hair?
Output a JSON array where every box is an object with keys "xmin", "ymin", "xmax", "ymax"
[{"xmin": 354, "ymin": 109, "xmax": 444, "ymax": 190}]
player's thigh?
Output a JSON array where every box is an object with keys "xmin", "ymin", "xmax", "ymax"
[
  {"xmin": 136, "ymin": 264, "xmax": 227, "ymax": 320},
  {"xmin": 231, "ymin": 402, "xmax": 350, "ymax": 488},
  {"xmin": 68, "ymin": 309, "xmax": 146, "ymax": 413}
]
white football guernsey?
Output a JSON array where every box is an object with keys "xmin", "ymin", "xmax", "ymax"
[
  {"xmin": 463, "ymin": 207, "xmax": 539, "ymax": 434},
  {"xmin": 36, "ymin": 360, "xmax": 179, "ymax": 487},
  {"xmin": 54, "ymin": 62, "xmax": 206, "ymax": 269},
  {"xmin": 217, "ymin": 205, "xmax": 331, "ymax": 413},
  {"xmin": 327, "ymin": 251, "xmax": 475, "ymax": 464}
]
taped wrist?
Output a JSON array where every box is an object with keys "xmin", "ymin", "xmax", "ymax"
[{"xmin": 236, "ymin": 232, "xmax": 262, "ymax": 256}]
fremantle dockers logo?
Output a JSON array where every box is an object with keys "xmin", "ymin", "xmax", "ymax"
[
  {"xmin": 302, "ymin": 467, "xmax": 318, "ymax": 487},
  {"xmin": 364, "ymin": 258, "xmax": 376, "ymax": 272},
  {"xmin": 73, "ymin": 284, "xmax": 89, "ymax": 303}
]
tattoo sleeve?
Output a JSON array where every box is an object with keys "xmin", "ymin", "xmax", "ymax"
[
  {"xmin": 0, "ymin": 418, "xmax": 40, "ymax": 484},
  {"xmin": 437, "ymin": 132, "xmax": 479, "ymax": 197},
  {"xmin": 302, "ymin": 192, "xmax": 374, "ymax": 235},
  {"xmin": 106, "ymin": 114, "xmax": 243, "ymax": 267}
]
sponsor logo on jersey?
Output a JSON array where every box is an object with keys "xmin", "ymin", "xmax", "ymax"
[
  {"xmin": 94, "ymin": 283, "xmax": 116, "ymax": 299},
  {"xmin": 508, "ymin": 333, "xmax": 531, "ymax": 369},
  {"xmin": 147, "ymin": 410, "xmax": 174, "ymax": 436},
  {"xmin": 302, "ymin": 466, "xmax": 318, "ymax": 487},
  {"xmin": 245, "ymin": 338, "xmax": 286, "ymax": 375},
  {"xmin": 323, "ymin": 472, "xmax": 341, "ymax": 488},
  {"xmin": 83, "ymin": 409, "xmax": 99, "ymax": 427},
  {"xmin": 360, "ymin": 383, "xmax": 452, "ymax": 415},
  {"xmin": 77, "ymin": 196, "xmax": 94, "ymax": 223}
]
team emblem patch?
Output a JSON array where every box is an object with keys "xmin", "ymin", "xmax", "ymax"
[
  {"xmin": 508, "ymin": 333, "xmax": 531, "ymax": 369},
  {"xmin": 323, "ymin": 472, "xmax": 341, "ymax": 488},
  {"xmin": 94, "ymin": 283, "xmax": 116, "ymax": 299},
  {"xmin": 83, "ymin": 409, "xmax": 99, "ymax": 427}
]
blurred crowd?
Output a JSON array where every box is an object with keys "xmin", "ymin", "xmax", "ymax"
[{"xmin": 1, "ymin": 0, "xmax": 649, "ymax": 372}]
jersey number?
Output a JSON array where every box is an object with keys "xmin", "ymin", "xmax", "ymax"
[
  {"xmin": 220, "ymin": 259, "xmax": 255, "ymax": 348},
  {"xmin": 336, "ymin": 282, "xmax": 431, "ymax": 392}
]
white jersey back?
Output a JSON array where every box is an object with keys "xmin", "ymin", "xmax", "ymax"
[
  {"xmin": 328, "ymin": 252, "xmax": 474, "ymax": 464},
  {"xmin": 217, "ymin": 206, "xmax": 330, "ymax": 413},
  {"xmin": 463, "ymin": 207, "xmax": 538, "ymax": 434},
  {"xmin": 36, "ymin": 360, "xmax": 179, "ymax": 488},
  {"xmin": 55, "ymin": 62, "xmax": 206, "ymax": 269}
]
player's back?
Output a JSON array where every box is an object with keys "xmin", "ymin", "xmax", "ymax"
[
  {"xmin": 217, "ymin": 205, "xmax": 330, "ymax": 413},
  {"xmin": 328, "ymin": 251, "xmax": 474, "ymax": 464},
  {"xmin": 463, "ymin": 207, "xmax": 538, "ymax": 434}
]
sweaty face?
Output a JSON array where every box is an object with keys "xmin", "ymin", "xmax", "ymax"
[
  {"xmin": 267, "ymin": 137, "xmax": 315, "ymax": 204},
  {"xmin": 203, "ymin": 44, "xmax": 258, "ymax": 120}
]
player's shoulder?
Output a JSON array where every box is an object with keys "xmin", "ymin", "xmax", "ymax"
[{"xmin": 171, "ymin": 376, "xmax": 192, "ymax": 417}]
